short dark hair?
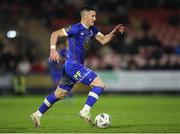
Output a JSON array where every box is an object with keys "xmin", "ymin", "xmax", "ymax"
[{"xmin": 80, "ymin": 6, "xmax": 95, "ymax": 12}]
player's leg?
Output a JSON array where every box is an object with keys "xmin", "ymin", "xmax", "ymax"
[
  {"xmin": 76, "ymin": 69, "xmax": 104, "ymax": 125},
  {"xmin": 79, "ymin": 75, "xmax": 104, "ymax": 126},
  {"xmin": 80, "ymin": 75, "xmax": 104, "ymax": 113},
  {"xmin": 64, "ymin": 60, "xmax": 104, "ymax": 126},
  {"xmin": 30, "ymin": 87, "xmax": 68, "ymax": 128},
  {"xmin": 31, "ymin": 69, "xmax": 75, "ymax": 128}
]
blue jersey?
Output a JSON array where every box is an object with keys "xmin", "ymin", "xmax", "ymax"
[
  {"xmin": 58, "ymin": 23, "xmax": 99, "ymax": 91},
  {"xmin": 65, "ymin": 23, "xmax": 99, "ymax": 64}
]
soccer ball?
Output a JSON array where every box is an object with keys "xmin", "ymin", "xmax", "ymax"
[{"xmin": 95, "ymin": 113, "xmax": 112, "ymax": 128}]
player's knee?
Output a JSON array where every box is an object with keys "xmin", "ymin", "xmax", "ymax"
[
  {"xmin": 102, "ymin": 83, "xmax": 106, "ymax": 89},
  {"xmin": 90, "ymin": 76, "xmax": 105, "ymax": 89},
  {"xmin": 54, "ymin": 87, "xmax": 68, "ymax": 99},
  {"xmin": 92, "ymin": 82, "xmax": 105, "ymax": 89},
  {"xmin": 98, "ymin": 80, "xmax": 105, "ymax": 89},
  {"xmin": 98, "ymin": 82, "xmax": 105, "ymax": 89},
  {"xmin": 55, "ymin": 91, "xmax": 68, "ymax": 99}
]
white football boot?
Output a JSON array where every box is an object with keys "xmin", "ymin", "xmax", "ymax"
[
  {"xmin": 79, "ymin": 110, "xmax": 95, "ymax": 126},
  {"xmin": 30, "ymin": 113, "xmax": 41, "ymax": 128}
]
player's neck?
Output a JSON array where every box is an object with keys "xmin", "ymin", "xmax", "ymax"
[{"xmin": 80, "ymin": 21, "xmax": 90, "ymax": 29}]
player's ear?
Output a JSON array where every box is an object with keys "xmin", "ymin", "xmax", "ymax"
[
  {"xmin": 81, "ymin": 15, "xmax": 85, "ymax": 20},
  {"xmin": 83, "ymin": 15, "xmax": 87, "ymax": 19}
]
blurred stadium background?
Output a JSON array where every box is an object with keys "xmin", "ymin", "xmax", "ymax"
[
  {"xmin": 0, "ymin": 0, "xmax": 180, "ymax": 133},
  {"xmin": 0, "ymin": 0, "xmax": 180, "ymax": 94}
]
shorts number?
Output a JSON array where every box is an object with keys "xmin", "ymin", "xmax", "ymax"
[{"xmin": 73, "ymin": 71, "xmax": 82, "ymax": 80}]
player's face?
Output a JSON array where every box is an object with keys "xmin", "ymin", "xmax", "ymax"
[{"xmin": 86, "ymin": 11, "xmax": 96, "ymax": 26}]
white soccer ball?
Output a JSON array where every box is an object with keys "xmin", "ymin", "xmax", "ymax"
[{"xmin": 95, "ymin": 113, "xmax": 112, "ymax": 128}]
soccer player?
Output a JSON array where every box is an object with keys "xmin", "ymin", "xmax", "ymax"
[{"xmin": 31, "ymin": 6, "xmax": 125, "ymax": 128}]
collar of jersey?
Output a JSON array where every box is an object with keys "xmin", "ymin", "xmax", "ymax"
[{"xmin": 81, "ymin": 22, "xmax": 89, "ymax": 29}]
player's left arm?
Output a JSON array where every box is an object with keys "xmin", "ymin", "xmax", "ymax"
[{"xmin": 95, "ymin": 24, "xmax": 125, "ymax": 45}]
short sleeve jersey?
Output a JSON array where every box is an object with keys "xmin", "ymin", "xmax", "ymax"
[{"xmin": 64, "ymin": 23, "xmax": 99, "ymax": 64}]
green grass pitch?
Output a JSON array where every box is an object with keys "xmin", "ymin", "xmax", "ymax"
[{"xmin": 0, "ymin": 94, "xmax": 179, "ymax": 133}]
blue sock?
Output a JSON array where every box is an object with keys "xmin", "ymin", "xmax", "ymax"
[
  {"xmin": 85, "ymin": 86, "xmax": 104, "ymax": 107},
  {"xmin": 39, "ymin": 93, "xmax": 59, "ymax": 114}
]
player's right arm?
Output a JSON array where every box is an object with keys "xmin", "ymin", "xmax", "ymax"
[
  {"xmin": 50, "ymin": 28, "xmax": 67, "ymax": 62},
  {"xmin": 50, "ymin": 25, "xmax": 78, "ymax": 62}
]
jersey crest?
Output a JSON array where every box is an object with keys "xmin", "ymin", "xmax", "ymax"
[{"xmin": 83, "ymin": 38, "xmax": 91, "ymax": 50}]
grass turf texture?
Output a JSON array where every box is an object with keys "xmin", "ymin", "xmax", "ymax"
[{"xmin": 0, "ymin": 95, "xmax": 179, "ymax": 133}]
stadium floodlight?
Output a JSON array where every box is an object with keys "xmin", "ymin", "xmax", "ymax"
[{"xmin": 7, "ymin": 30, "xmax": 17, "ymax": 38}]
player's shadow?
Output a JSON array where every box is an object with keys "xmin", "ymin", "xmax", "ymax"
[
  {"xmin": 0, "ymin": 127, "xmax": 28, "ymax": 132},
  {"xmin": 110, "ymin": 123, "xmax": 178, "ymax": 129},
  {"xmin": 110, "ymin": 124, "xmax": 143, "ymax": 129},
  {"xmin": 109, "ymin": 125, "xmax": 122, "ymax": 129},
  {"xmin": 0, "ymin": 127, "xmax": 27, "ymax": 130},
  {"xmin": 110, "ymin": 124, "xmax": 151, "ymax": 129}
]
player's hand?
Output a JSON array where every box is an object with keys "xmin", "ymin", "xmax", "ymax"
[
  {"xmin": 50, "ymin": 49, "xmax": 60, "ymax": 63},
  {"xmin": 112, "ymin": 24, "xmax": 126, "ymax": 34}
]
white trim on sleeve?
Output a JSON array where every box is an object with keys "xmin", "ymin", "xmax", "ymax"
[{"xmin": 62, "ymin": 28, "xmax": 68, "ymax": 36}]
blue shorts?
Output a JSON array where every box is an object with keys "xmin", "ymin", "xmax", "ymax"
[{"xmin": 58, "ymin": 59, "xmax": 97, "ymax": 91}]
